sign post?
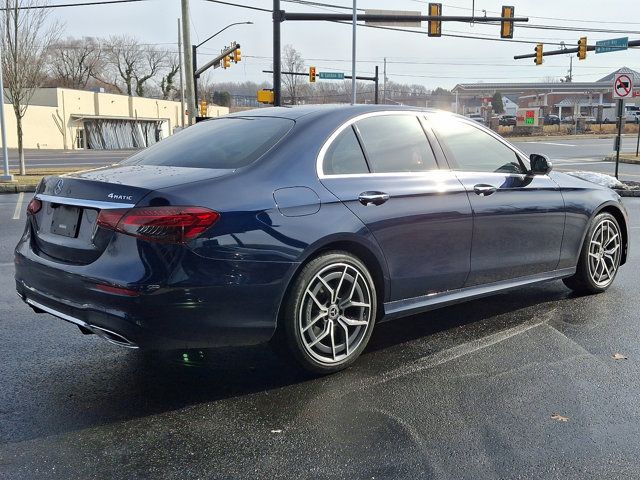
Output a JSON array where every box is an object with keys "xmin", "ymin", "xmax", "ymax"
[{"xmin": 613, "ymin": 73, "xmax": 634, "ymax": 178}]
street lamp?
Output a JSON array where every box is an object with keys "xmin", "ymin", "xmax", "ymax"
[{"xmin": 193, "ymin": 21, "xmax": 253, "ymax": 111}]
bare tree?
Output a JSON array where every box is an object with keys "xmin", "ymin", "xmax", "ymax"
[
  {"xmin": 46, "ymin": 37, "xmax": 103, "ymax": 89},
  {"xmin": 160, "ymin": 54, "xmax": 180, "ymax": 100},
  {"xmin": 101, "ymin": 35, "xmax": 139, "ymax": 95},
  {"xmin": 1, "ymin": 0, "xmax": 59, "ymax": 175},
  {"xmin": 282, "ymin": 45, "xmax": 306, "ymax": 105},
  {"xmin": 134, "ymin": 46, "xmax": 166, "ymax": 97}
]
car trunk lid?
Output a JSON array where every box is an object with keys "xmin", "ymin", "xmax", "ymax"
[{"xmin": 30, "ymin": 165, "xmax": 233, "ymax": 265}]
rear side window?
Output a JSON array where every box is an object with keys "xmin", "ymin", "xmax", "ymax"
[
  {"xmin": 323, "ymin": 126, "xmax": 369, "ymax": 175},
  {"xmin": 122, "ymin": 117, "xmax": 294, "ymax": 169},
  {"xmin": 355, "ymin": 115, "xmax": 438, "ymax": 173}
]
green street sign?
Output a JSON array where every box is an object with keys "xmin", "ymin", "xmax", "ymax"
[
  {"xmin": 319, "ymin": 72, "xmax": 345, "ymax": 80},
  {"xmin": 596, "ymin": 37, "xmax": 628, "ymax": 54}
]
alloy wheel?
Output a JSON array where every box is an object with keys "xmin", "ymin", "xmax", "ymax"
[
  {"xmin": 588, "ymin": 218, "xmax": 621, "ymax": 288},
  {"xmin": 298, "ymin": 262, "xmax": 372, "ymax": 364}
]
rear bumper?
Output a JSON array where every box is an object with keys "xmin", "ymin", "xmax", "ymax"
[{"xmin": 15, "ymin": 237, "xmax": 297, "ymax": 350}]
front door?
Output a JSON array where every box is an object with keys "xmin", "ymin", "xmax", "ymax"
[{"xmin": 429, "ymin": 114, "xmax": 565, "ymax": 286}]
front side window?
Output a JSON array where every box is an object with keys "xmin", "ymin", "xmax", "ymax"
[
  {"xmin": 322, "ymin": 126, "xmax": 369, "ymax": 175},
  {"xmin": 431, "ymin": 116, "xmax": 525, "ymax": 174},
  {"xmin": 355, "ymin": 115, "xmax": 438, "ymax": 173}
]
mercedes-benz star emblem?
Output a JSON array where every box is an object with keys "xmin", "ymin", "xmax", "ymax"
[{"xmin": 53, "ymin": 179, "xmax": 64, "ymax": 195}]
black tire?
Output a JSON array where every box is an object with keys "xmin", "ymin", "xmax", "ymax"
[
  {"xmin": 563, "ymin": 212, "xmax": 622, "ymax": 294},
  {"xmin": 275, "ymin": 251, "xmax": 377, "ymax": 375}
]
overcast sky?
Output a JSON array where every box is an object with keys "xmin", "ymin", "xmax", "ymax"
[{"xmin": 51, "ymin": 0, "xmax": 640, "ymax": 90}]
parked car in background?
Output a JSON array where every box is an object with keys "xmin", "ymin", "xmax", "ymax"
[
  {"xmin": 467, "ymin": 114, "xmax": 486, "ymax": 125},
  {"xmin": 562, "ymin": 115, "xmax": 596, "ymax": 124},
  {"xmin": 499, "ymin": 115, "xmax": 517, "ymax": 126},
  {"xmin": 14, "ymin": 106, "xmax": 630, "ymax": 374},
  {"xmin": 543, "ymin": 114, "xmax": 561, "ymax": 125}
]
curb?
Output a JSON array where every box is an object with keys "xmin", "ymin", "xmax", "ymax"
[
  {"xmin": 604, "ymin": 155, "xmax": 640, "ymax": 165},
  {"xmin": 0, "ymin": 184, "xmax": 36, "ymax": 194}
]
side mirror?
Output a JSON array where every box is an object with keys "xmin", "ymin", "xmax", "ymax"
[{"xmin": 530, "ymin": 153, "xmax": 553, "ymax": 175}]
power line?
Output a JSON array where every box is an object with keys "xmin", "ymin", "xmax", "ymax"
[
  {"xmin": 0, "ymin": 0, "xmax": 148, "ymax": 9},
  {"xmin": 203, "ymin": 0, "xmax": 271, "ymax": 12}
]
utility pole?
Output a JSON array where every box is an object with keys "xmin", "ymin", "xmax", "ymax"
[
  {"xmin": 181, "ymin": 0, "xmax": 196, "ymax": 125},
  {"xmin": 0, "ymin": 21, "xmax": 11, "ymax": 182},
  {"xmin": 351, "ymin": 0, "xmax": 357, "ymax": 104},
  {"xmin": 273, "ymin": 0, "xmax": 282, "ymax": 106},
  {"xmin": 568, "ymin": 55, "xmax": 573, "ymax": 82},
  {"xmin": 383, "ymin": 57, "xmax": 387, "ymax": 105},
  {"xmin": 177, "ymin": 18, "xmax": 185, "ymax": 129}
]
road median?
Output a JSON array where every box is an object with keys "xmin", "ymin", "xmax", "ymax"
[{"xmin": 0, "ymin": 167, "xmax": 83, "ymax": 194}]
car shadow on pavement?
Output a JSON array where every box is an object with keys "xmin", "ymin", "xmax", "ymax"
[{"xmin": 12, "ymin": 281, "xmax": 578, "ymax": 444}]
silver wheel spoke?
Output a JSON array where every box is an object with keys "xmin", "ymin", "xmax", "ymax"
[
  {"xmin": 302, "ymin": 311, "xmax": 328, "ymax": 333},
  {"xmin": 307, "ymin": 289, "xmax": 328, "ymax": 312},
  {"xmin": 334, "ymin": 266, "xmax": 348, "ymax": 302},
  {"xmin": 329, "ymin": 321, "xmax": 336, "ymax": 361},
  {"xmin": 308, "ymin": 320, "xmax": 332, "ymax": 348},
  {"xmin": 338, "ymin": 320, "xmax": 350, "ymax": 356},
  {"xmin": 341, "ymin": 300, "xmax": 371, "ymax": 309},
  {"xmin": 339, "ymin": 315, "xmax": 368, "ymax": 327},
  {"xmin": 318, "ymin": 276, "xmax": 334, "ymax": 300}
]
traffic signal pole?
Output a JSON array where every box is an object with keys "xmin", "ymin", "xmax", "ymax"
[
  {"xmin": 263, "ymin": 68, "xmax": 381, "ymax": 104},
  {"xmin": 272, "ymin": 8, "xmax": 528, "ymax": 107},
  {"xmin": 514, "ymin": 39, "xmax": 640, "ymax": 61}
]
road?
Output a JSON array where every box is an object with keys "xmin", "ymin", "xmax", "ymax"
[
  {"xmin": 513, "ymin": 135, "xmax": 640, "ymax": 180},
  {"xmin": 1, "ymin": 193, "xmax": 640, "ymax": 479},
  {"xmin": 6, "ymin": 136, "xmax": 640, "ymax": 181}
]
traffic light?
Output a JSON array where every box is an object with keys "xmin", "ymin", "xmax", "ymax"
[
  {"xmin": 578, "ymin": 36, "xmax": 587, "ymax": 60},
  {"xmin": 233, "ymin": 48, "xmax": 241, "ymax": 63},
  {"xmin": 500, "ymin": 6, "xmax": 514, "ymax": 39},
  {"xmin": 309, "ymin": 66, "xmax": 316, "ymax": 83},
  {"xmin": 428, "ymin": 3, "xmax": 442, "ymax": 37},
  {"xmin": 223, "ymin": 55, "xmax": 231, "ymax": 69},
  {"xmin": 535, "ymin": 43, "xmax": 543, "ymax": 65}
]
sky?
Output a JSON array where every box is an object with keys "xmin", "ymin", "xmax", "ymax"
[{"xmin": 47, "ymin": 0, "xmax": 640, "ymax": 90}]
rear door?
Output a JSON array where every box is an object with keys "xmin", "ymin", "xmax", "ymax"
[
  {"xmin": 319, "ymin": 112, "xmax": 473, "ymax": 301},
  {"xmin": 429, "ymin": 113, "xmax": 565, "ymax": 286}
]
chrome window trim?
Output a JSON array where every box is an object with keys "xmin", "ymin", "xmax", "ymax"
[
  {"xmin": 317, "ymin": 110, "xmax": 434, "ymax": 179},
  {"xmin": 35, "ymin": 194, "xmax": 135, "ymax": 210}
]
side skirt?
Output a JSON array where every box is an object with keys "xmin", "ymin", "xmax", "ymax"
[{"xmin": 381, "ymin": 267, "xmax": 576, "ymax": 322}]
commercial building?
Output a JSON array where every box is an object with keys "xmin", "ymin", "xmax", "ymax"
[
  {"xmin": 452, "ymin": 67, "xmax": 640, "ymax": 121},
  {"xmin": 2, "ymin": 87, "xmax": 229, "ymax": 150}
]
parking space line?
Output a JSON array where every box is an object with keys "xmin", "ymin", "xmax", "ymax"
[{"xmin": 12, "ymin": 192, "xmax": 24, "ymax": 220}]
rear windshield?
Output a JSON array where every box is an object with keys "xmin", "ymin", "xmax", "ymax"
[{"xmin": 121, "ymin": 117, "xmax": 294, "ymax": 169}]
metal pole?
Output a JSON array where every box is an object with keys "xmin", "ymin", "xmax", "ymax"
[
  {"xmin": 615, "ymin": 99, "xmax": 623, "ymax": 179},
  {"xmin": 383, "ymin": 57, "xmax": 386, "ymax": 105},
  {"xmin": 177, "ymin": 18, "xmax": 185, "ymax": 129},
  {"xmin": 273, "ymin": 0, "xmax": 282, "ymax": 106},
  {"xmin": 192, "ymin": 44, "xmax": 198, "ymax": 114},
  {"xmin": 351, "ymin": 0, "xmax": 356, "ymax": 104},
  {"xmin": 181, "ymin": 0, "xmax": 196, "ymax": 125},
  {"xmin": 374, "ymin": 66, "xmax": 379, "ymax": 104},
  {"xmin": 636, "ymin": 116, "xmax": 640, "ymax": 157},
  {"xmin": 0, "ymin": 20, "xmax": 11, "ymax": 181}
]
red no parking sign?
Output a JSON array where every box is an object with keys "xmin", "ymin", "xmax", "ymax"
[{"xmin": 613, "ymin": 73, "xmax": 634, "ymax": 99}]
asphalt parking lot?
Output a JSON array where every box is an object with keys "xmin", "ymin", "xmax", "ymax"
[{"xmin": 1, "ymin": 192, "xmax": 639, "ymax": 479}]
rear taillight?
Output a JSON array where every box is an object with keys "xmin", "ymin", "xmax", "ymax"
[
  {"xmin": 27, "ymin": 198, "xmax": 42, "ymax": 215},
  {"xmin": 97, "ymin": 206, "xmax": 220, "ymax": 244}
]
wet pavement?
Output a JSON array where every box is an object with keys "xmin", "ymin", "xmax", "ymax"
[{"xmin": 1, "ymin": 193, "xmax": 639, "ymax": 479}]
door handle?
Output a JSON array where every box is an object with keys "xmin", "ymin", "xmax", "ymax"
[
  {"xmin": 358, "ymin": 191, "xmax": 390, "ymax": 206},
  {"xmin": 473, "ymin": 184, "xmax": 497, "ymax": 197}
]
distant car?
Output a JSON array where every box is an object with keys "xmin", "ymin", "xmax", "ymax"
[
  {"xmin": 562, "ymin": 115, "xmax": 596, "ymax": 124},
  {"xmin": 624, "ymin": 112, "xmax": 640, "ymax": 123},
  {"xmin": 467, "ymin": 114, "xmax": 486, "ymax": 125},
  {"xmin": 14, "ymin": 106, "xmax": 630, "ymax": 374},
  {"xmin": 544, "ymin": 114, "xmax": 561, "ymax": 125},
  {"xmin": 499, "ymin": 115, "xmax": 517, "ymax": 126}
]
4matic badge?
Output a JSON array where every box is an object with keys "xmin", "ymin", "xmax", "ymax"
[{"xmin": 107, "ymin": 193, "xmax": 133, "ymax": 201}]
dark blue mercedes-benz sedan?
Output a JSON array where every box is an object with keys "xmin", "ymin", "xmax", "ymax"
[{"xmin": 15, "ymin": 105, "xmax": 629, "ymax": 373}]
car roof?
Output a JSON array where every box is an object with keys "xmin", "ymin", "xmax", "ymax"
[{"xmin": 227, "ymin": 104, "xmax": 439, "ymax": 121}]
